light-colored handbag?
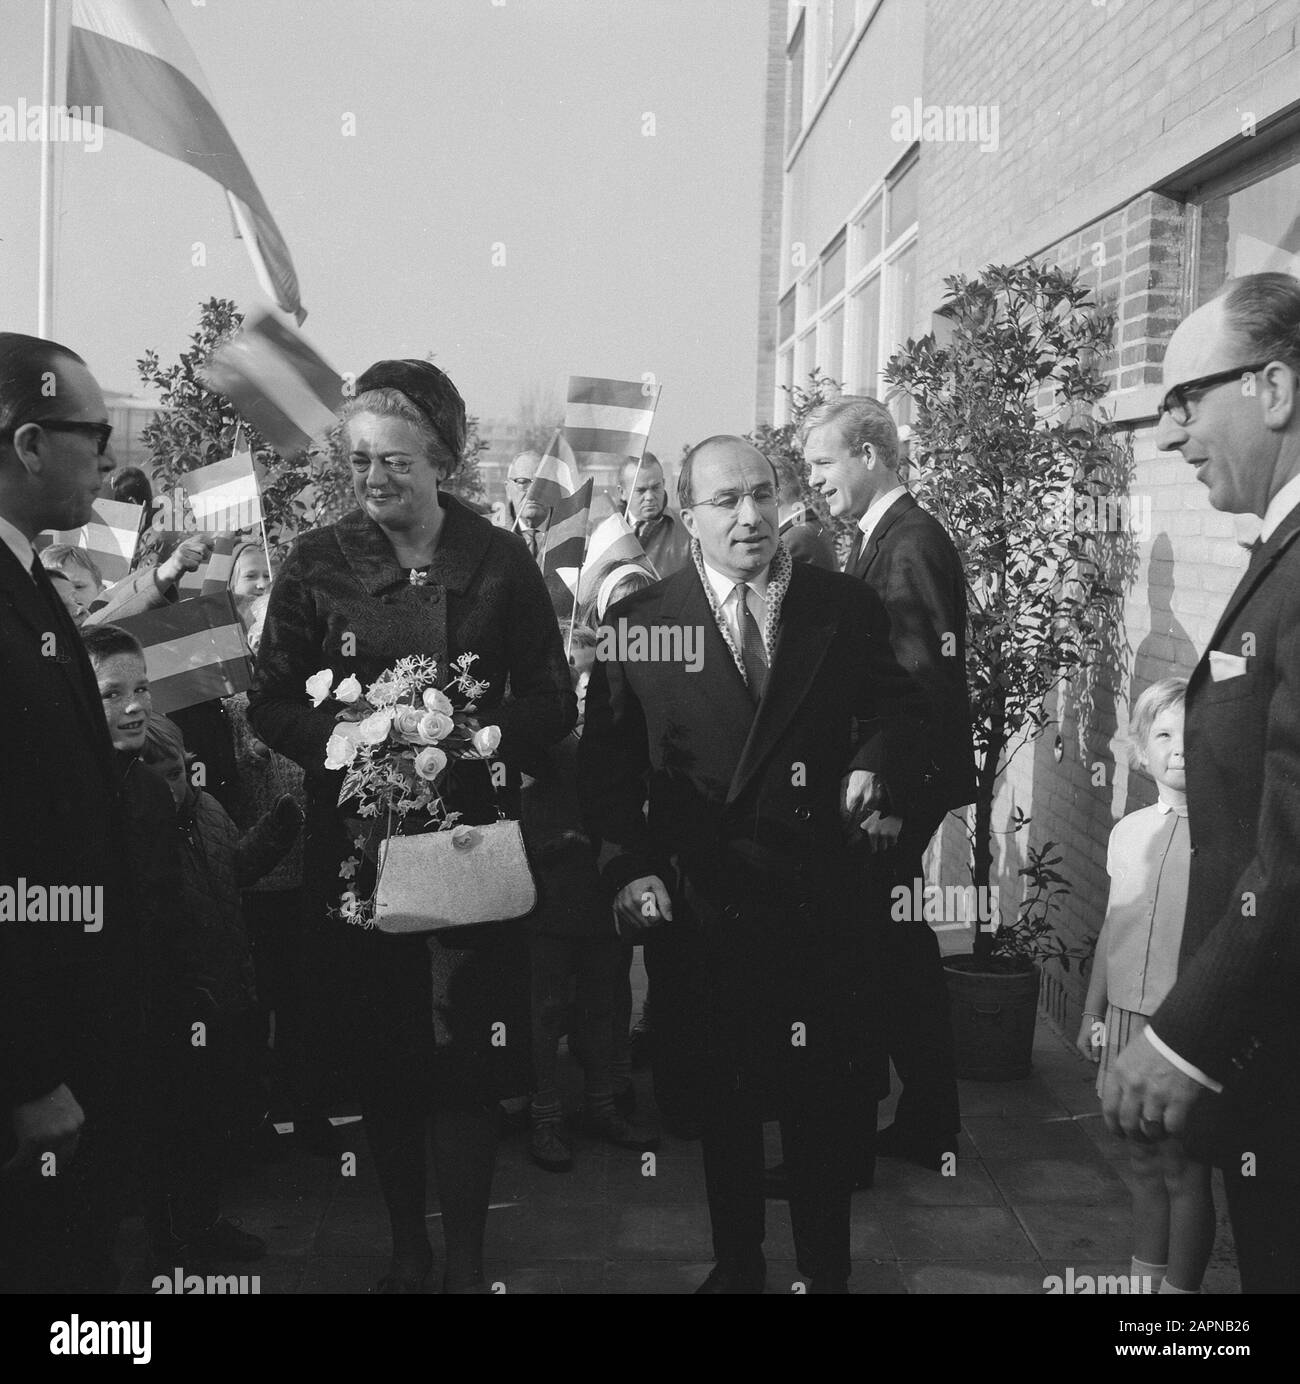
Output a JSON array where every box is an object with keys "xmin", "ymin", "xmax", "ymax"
[{"xmin": 374, "ymin": 820, "xmax": 537, "ymax": 933}]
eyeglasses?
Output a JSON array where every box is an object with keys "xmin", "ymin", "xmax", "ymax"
[
  {"xmin": 350, "ymin": 454, "xmax": 416, "ymax": 475},
  {"xmin": 686, "ymin": 484, "xmax": 779, "ymax": 512},
  {"xmin": 12, "ymin": 419, "xmax": 114, "ymax": 454},
  {"xmin": 1155, "ymin": 362, "xmax": 1270, "ymax": 426}
]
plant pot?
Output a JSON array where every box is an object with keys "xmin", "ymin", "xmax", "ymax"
[{"xmin": 944, "ymin": 955, "xmax": 1039, "ymax": 1081}]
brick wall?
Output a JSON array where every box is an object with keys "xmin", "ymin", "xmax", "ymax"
[
  {"xmin": 917, "ymin": 0, "xmax": 1300, "ymax": 315},
  {"xmin": 929, "ymin": 182, "xmax": 1258, "ymax": 1033},
  {"xmin": 911, "ymin": 1, "xmax": 1297, "ymax": 1037}
]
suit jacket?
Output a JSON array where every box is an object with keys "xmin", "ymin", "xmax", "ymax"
[
  {"xmin": 577, "ymin": 559, "xmax": 926, "ymax": 1101},
  {"xmin": 0, "ymin": 542, "xmax": 129, "ymax": 1110},
  {"xmin": 779, "ymin": 509, "xmax": 838, "ymax": 571},
  {"xmin": 1152, "ymin": 500, "xmax": 1300, "ymax": 1157},
  {"xmin": 847, "ymin": 492, "xmax": 977, "ymax": 814},
  {"xmin": 634, "ymin": 510, "xmax": 693, "ymax": 579},
  {"xmin": 248, "ymin": 496, "xmax": 576, "ymax": 911}
]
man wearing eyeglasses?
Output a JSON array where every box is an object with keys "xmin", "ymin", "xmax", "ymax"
[
  {"xmin": 0, "ymin": 333, "xmax": 139, "ymax": 1292},
  {"xmin": 578, "ymin": 435, "xmax": 926, "ymax": 1292},
  {"xmin": 1103, "ymin": 272, "xmax": 1300, "ymax": 1294}
]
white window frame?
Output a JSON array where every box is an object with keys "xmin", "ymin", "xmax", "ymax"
[{"xmin": 774, "ymin": 147, "xmax": 919, "ymax": 425}]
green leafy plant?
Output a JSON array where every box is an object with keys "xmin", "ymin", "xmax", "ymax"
[
  {"xmin": 884, "ymin": 261, "xmax": 1123, "ymax": 968},
  {"xmin": 748, "ymin": 367, "xmax": 856, "ymax": 558},
  {"xmin": 136, "ymin": 298, "xmax": 312, "ymax": 562},
  {"xmin": 985, "ymin": 839, "xmax": 1089, "ymax": 972}
]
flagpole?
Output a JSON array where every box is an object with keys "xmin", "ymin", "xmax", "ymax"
[
  {"xmin": 37, "ymin": 0, "xmax": 58, "ymax": 336},
  {"xmin": 621, "ymin": 457, "xmax": 642, "ymax": 525}
]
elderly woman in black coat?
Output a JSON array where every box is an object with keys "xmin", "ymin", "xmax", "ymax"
[{"xmin": 248, "ymin": 360, "xmax": 575, "ymax": 1293}]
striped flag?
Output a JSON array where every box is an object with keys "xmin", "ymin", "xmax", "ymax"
[
  {"xmin": 521, "ymin": 430, "xmax": 578, "ymax": 514},
  {"xmin": 181, "ymin": 452, "xmax": 262, "ymax": 532},
  {"xmin": 67, "ymin": 0, "xmax": 306, "ymax": 322},
  {"xmin": 565, "ymin": 377, "xmax": 661, "ymax": 469},
  {"xmin": 576, "ymin": 510, "xmax": 658, "ymax": 609},
  {"xmin": 200, "ymin": 312, "xmax": 343, "ymax": 455},
  {"xmin": 42, "ymin": 498, "xmax": 145, "ymax": 583},
  {"xmin": 200, "ymin": 533, "xmax": 239, "ymax": 595},
  {"xmin": 541, "ymin": 479, "xmax": 593, "ymax": 577},
  {"xmin": 114, "ymin": 591, "xmax": 251, "ymax": 713}
]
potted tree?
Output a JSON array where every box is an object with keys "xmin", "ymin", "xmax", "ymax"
[{"xmin": 883, "ymin": 261, "xmax": 1121, "ymax": 1080}]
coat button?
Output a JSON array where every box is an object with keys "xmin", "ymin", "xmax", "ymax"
[
  {"xmin": 1190, "ymin": 845, "xmax": 1198, "ymax": 856},
  {"xmin": 797, "ymin": 901, "xmax": 814, "ymax": 918},
  {"xmin": 723, "ymin": 905, "xmax": 741, "ymax": 920},
  {"xmin": 794, "ymin": 805, "xmax": 812, "ymax": 821}
]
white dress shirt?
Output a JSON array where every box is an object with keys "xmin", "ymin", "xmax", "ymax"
[
  {"xmin": 0, "ymin": 512, "xmax": 37, "ymax": 578},
  {"xmin": 700, "ymin": 559, "xmax": 770, "ymax": 660},
  {"xmin": 1259, "ymin": 472, "xmax": 1300, "ymax": 542},
  {"xmin": 855, "ymin": 484, "xmax": 909, "ymax": 550}
]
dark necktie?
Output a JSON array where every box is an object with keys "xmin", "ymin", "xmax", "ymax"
[
  {"xmin": 523, "ymin": 528, "xmax": 541, "ymax": 559},
  {"xmin": 733, "ymin": 582, "xmax": 767, "ymax": 702},
  {"xmin": 844, "ymin": 528, "xmax": 864, "ymax": 575},
  {"xmin": 1246, "ymin": 536, "xmax": 1266, "ymax": 574}
]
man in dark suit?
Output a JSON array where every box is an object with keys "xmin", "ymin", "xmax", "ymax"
[
  {"xmin": 776, "ymin": 464, "xmax": 837, "ymax": 571},
  {"xmin": 802, "ymin": 396, "xmax": 975, "ymax": 1170},
  {"xmin": 0, "ymin": 333, "xmax": 131, "ymax": 1291},
  {"xmin": 578, "ymin": 435, "xmax": 925, "ymax": 1293},
  {"xmin": 1105, "ymin": 272, "xmax": 1300, "ymax": 1294}
]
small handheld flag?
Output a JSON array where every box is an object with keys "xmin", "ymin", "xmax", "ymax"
[
  {"xmin": 40, "ymin": 498, "xmax": 146, "ymax": 584},
  {"xmin": 520, "ymin": 430, "xmax": 579, "ymax": 515},
  {"xmin": 541, "ymin": 479, "xmax": 594, "ymax": 577},
  {"xmin": 565, "ymin": 377, "xmax": 661, "ymax": 469},
  {"xmin": 576, "ymin": 511, "xmax": 658, "ymax": 609},
  {"xmin": 114, "ymin": 590, "xmax": 252, "ymax": 714},
  {"xmin": 201, "ymin": 312, "xmax": 343, "ymax": 456},
  {"xmin": 181, "ymin": 453, "xmax": 263, "ymax": 533}
]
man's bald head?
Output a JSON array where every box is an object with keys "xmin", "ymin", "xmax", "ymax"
[{"xmin": 677, "ymin": 436, "xmax": 776, "ymax": 510}]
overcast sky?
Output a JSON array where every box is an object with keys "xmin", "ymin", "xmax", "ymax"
[{"xmin": 0, "ymin": 0, "xmax": 769, "ymax": 459}]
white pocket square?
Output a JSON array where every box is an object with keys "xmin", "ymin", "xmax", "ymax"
[{"xmin": 1208, "ymin": 650, "xmax": 1249, "ymax": 682}]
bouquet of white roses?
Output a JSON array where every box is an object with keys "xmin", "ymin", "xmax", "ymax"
[{"xmin": 306, "ymin": 653, "xmax": 502, "ymax": 926}]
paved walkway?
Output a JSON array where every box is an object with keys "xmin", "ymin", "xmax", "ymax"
[{"xmin": 115, "ymin": 1009, "xmax": 1241, "ymax": 1295}]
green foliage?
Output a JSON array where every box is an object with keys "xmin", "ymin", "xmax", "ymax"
[
  {"xmin": 136, "ymin": 298, "xmax": 311, "ymax": 561},
  {"xmin": 883, "ymin": 261, "xmax": 1124, "ymax": 966},
  {"xmin": 137, "ymin": 300, "xmax": 490, "ymax": 552},
  {"xmin": 986, "ymin": 840, "xmax": 1088, "ymax": 972},
  {"xmin": 135, "ymin": 300, "xmax": 314, "ymax": 564},
  {"xmin": 747, "ymin": 367, "xmax": 852, "ymax": 553}
]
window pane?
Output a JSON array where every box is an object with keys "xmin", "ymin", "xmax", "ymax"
[
  {"xmin": 852, "ymin": 197, "xmax": 883, "ymax": 271},
  {"xmin": 819, "ymin": 304, "xmax": 845, "ymax": 387},
  {"xmin": 795, "ymin": 330, "xmax": 815, "ymax": 392},
  {"xmin": 778, "ymin": 288, "xmax": 796, "ymax": 344},
  {"xmin": 830, "ymin": 0, "xmax": 855, "ymax": 63},
  {"xmin": 786, "ymin": 21, "xmax": 805, "ymax": 152},
  {"xmin": 1196, "ymin": 156, "xmax": 1300, "ymax": 304},
  {"xmin": 852, "ymin": 275, "xmax": 881, "ymax": 394},
  {"xmin": 795, "ymin": 271, "xmax": 815, "ymax": 328},
  {"xmin": 776, "ymin": 348, "xmax": 795, "ymax": 423},
  {"xmin": 884, "ymin": 242, "xmax": 917, "ymax": 362},
  {"xmin": 820, "ymin": 233, "xmax": 846, "ymax": 306},
  {"xmin": 887, "ymin": 159, "xmax": 918, "ymax": 243}
]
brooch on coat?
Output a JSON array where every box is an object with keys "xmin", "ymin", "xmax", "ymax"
[{"xmin": 408, "ymin": 568, "xmax": 430, "ymax": 586}]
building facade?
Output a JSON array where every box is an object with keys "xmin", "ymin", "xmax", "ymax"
[{"xmin": 759, "ymin": 0, "xmax": 1300, "ymax": 1035}]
